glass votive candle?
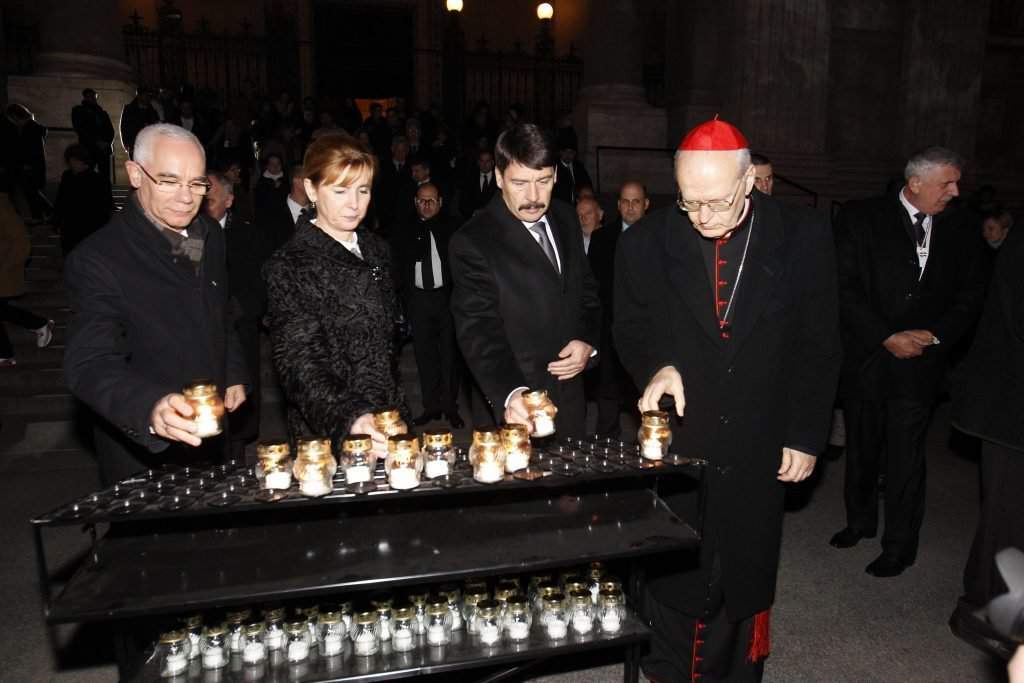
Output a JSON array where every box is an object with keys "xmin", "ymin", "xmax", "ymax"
[
  {"xmin": 317, "ymin": 610, "xmax": 346, "ymax": 657},
  {"xmin": 528, "ymin": 574, "xmax": 553, "ymax": 605},
  {"xmin": 541, "ymin": 593, "xmax": 569, "ymax": 640},
  {"xmin": 500, "ymin": 423, "xmax": 532, "ymax": 473},
  {"xmin": 373, "ymin": 409, "xmax": 408, "ymax": 438},
  {"xmin": 534, "ymin": 581, "xmax": 561, "ymax": 613},
  {"xmin": 293, "ymin": 438, "xmax": 336, "ymax": 497},
  {"xmin": 352, "ymin": 611, "xmax": 380, "ymax": 656},
  {"xmin": 302, "ymin": 606, "xmax": 320, "ymax": 646},
  {"xmin": 200, "ymin": 623, "xmax": 228, "ymax": 670},
  {"xmin": 597, "ymin": 589, "xmax": 626, "ymax": 633},
  {"xmin": 391, "ymin": 606, "xmax": 416, "ymax": 652},
  {"xmin": 263, "ymin": 607, "xmax": 286, "ymax": 651},
  {"xmin": 180, "ymin": 614, "xmax": 203, "ymax": 659},
  {"xmin": 256, "ymin": 440, "xmax": 292, "ymax": 490},
  {"xmin": 422, "ymin": 430, "xmax": 456, "ymax": 479},
  {"xmin": 563, "ymin": 577, "xmax": 589, "ymax": 596},
  {"xmin": 470, "ymin": 427, "xmax": 506, "ymax": 484},
  {"xmin": 462, "ymin": 589, "xmax": 490, "ymax": 634},
  {"xmin": 438, "ymin": 586, "xmax": 463, "ymax": 631},
  {"xmin": 241, "ymin": 621, "xmax": 267, "ymax": 665},
  {"xmin": 408, "ymin": 592, "xmax": 429, "ymax": 635},
  {"xmin": 569, "ymin": 590, "xmax": 595, "ymax": 635},
  {"xmin": 371, "ymin": 599, "xmax": 394, "ymax": 642},
  {"xmin": 340, "ymin": 435, "xmax": 377, "ymax": 486},
  {"xmin": 522, "ymin": 389, "xmax": 557, "ymax": 437},
  {"xmin": 474, "ymin": 599, "xmax": 502, "ymax": 647},
  {"xmin": 385, "ymin": 435, "xmax": 423, "ymax": 490},
  {"xmin": 505, "ymin": 595, "xmax": 532, "ymax": 642},
  {"xmin": 182, "ymin": 380, "xmax": 225, "ymax": 438},
  {"xmin": 426, "ymin": 599, "xmax": 453, "ymax": 646},
  {"xmin": 225, "ymin": 609, "xmax": 251, "ymax": 654},
  {"xmin": 284, "ymin": 620, "xmax": 311, "ymax": 663},
  {"xmin": 638, "ymin": 410, "xmax": 672, "ymax": 460},
  {"xmin": 599, "ymin": 577, "xmax": 624, "ymax": 603},
  {"xmin": 157, "ymin": 630, "xmax": 191, "ymax": 678}
]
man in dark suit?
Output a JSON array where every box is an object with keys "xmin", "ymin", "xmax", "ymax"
[
  {"xmin": 71, "ymin": 88, "xmax": 115, "ymax": 185},
  {"xmin": 457, "ymin": 148, "xmax": 498, "ymax": 221},
  {"xmin": 449, "ymin": 123, "xmax": 601, "ymax": 436},
  {"xmin": 259, "ymin": 161, "xmax": 310, "ymax": 253},
  {"xmin": 393, "ymin": 182, "xmax": 463, "ymax": 428},
  {"xmin": 552, "ymin": 137, "xmax": 593, "ymax": 205},
  {"xmin": 831, "ymin": 147, "xmax": 986, "ymax": 577},
  {"xmin": 375, "ymin": 135, "xmax": 414, "ymax": 235},
  {"xmin": 615, "ymin": 119, "xmax": 840, "ymax": 682},
  {"xmin": 64, "ymin": 123, "xmax": 249, "ymax": 485},
  {"xmin": 118, "ymin": 88, "xmax": 160, "ymax": 159}
]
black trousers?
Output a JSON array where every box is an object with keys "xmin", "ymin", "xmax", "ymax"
[
  {"xmin": 963, "ymin": 439, "xmax": 1024, "ymax": 608},
  {"xmin": 407, "ymin": 288, "xmax": 459, "ymax": 415},
  {"xmin": 643, "ymin": 556, "xmax": 766, "ymax": 683},
  {"xmin": 843, "ymin": 398, "xmax": 931, "ymax": 562},
  {"xmin": 228, "ymin": 318, "xmax": 261, "ymax": 461},
  {"xmin": 0, "ymin": 297, "xmax": 47, "ymax": 358},
  {"xmin": 594, "ymin": 339, "xmax": 638, "ymax": 438}
]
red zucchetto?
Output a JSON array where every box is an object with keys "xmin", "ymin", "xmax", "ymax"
[{"xmin": 678, "ymin": 116, "xmax": 749, "ymax": 152}]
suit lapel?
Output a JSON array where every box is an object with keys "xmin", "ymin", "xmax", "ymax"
[
  {"xmin": 485, "ymin": 196, "xmax": 562, "ymax": 287},
  {"xmin": 664, "ymin": 212, "xmax": 722, "ymax": 343}
]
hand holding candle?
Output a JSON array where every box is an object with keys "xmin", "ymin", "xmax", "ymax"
[
  {"xmin": 149, "ymin": 393, "xmax": 201, "ymax": 446},
  {"xmin": 351, "ymin": 413, "xmax": 388, "ymax": 455}
]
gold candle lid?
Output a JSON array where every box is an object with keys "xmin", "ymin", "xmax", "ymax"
[
  {"xmin": 257, "ymin": 440, "xmax": 291, "ymax": 461},
  {"xmin": 355, "ymin": 610, "xmax": 377, "ymax": 625},
  {"xmin": 388, "ymin": 434, "xmax": 420, "ymax": 453},
  {"xmin": 343, "ymin": 435, "xmax": 373, "ymax": 453},
  {"xmin": 599, "ymin": 589, "xmax": 624, "ymax": 605},
  {"xmin": 244, "ymin": 622, "xmax": 266, "ymax": 636},
  {"xmin": 159, "ymin": 629, "xmax": 187, "ymax": 644},
  {"xmin": 476, "ymin": 599, "xmax": 499, "ymax": 618},
  {"xmin": 423, "ymin": 430, "xmax": 454, "ymax": 448},
  {"xmin": 569, "ymin": 589, "xmax": 592, "ymax": 605},
  {"xmin": 463, "ymin": 590, "xmax": 489, "ymax": 606},
  {"xmin": 494, "ymin": 586, "xmax": 513, "ymax": 603},
  {"xmin": 296, "ymin": 438, "xmax": 332, "ymax": 458},
  {"xmin": 522, "ymin": 389, "xmax": 549, "ymax": 406},
  {"xmin": 641, "ymin": 410, "xmax": 670, "ymax": 426},
  {"xmin": 427, "ymin": 602, "xmax": 448, "ymax": 617},
  {"xmin": 507, "ymin": 594, "xmax": 530, "ymax": 611},
  {"xmin": 500, "ymin": 423, "xmax": 530, "ymax": 438},
  {"xmin": 202, "ymin": 623, "xmax": 227, "ymax": 637},
  {"xmin": 564, "ymin": 580, "xmax": 588, "ymax": 594},
  {"xmin": 393, "ymin": 605, "xmax": 415, "ymax": 620},
  {"xmin": 471, "ymin": 426, "xmax": 501, "ymax": 445},
  {"xmin": 183, "ymin": 379, "xmax": 218, "ymax": 397},
  {"xmin": 285, "ymin": 620, "xmax": 306, "ymax": 634},
  {"xmin": 374, "ymin": 409, "xmax": 403, "ymax": 425},
  {"xmin": 319, "ymin": 610, "xmax": 342, "ymax": 625},
  {"xmin": 542, "ymin": 592, "xmax": 566, "ymax": 608},
  {"xmin": 600, "ymin": 577, "xmax": 622, "ymax": 592},
  {"xmin": 537, "ymin": 581, "xmax": 560, "ymax": 597}
]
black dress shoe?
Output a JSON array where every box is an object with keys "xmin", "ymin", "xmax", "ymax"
[
  {"xmin": 865, "ymin": 554, "xmax": 912, "ymax": 577},
  {"xmin": 412, "ymin": 411, "xmax": 442, "ymax": 426},
  {"xmin": 829, "ymin": 527, "xmax": 876, "ymax": 548},
  {"xmin": 948, "ymin": 597, "xmax": 1015, "ymax": 660},
  {"xmin": 444, "ymin": 411, "xmax": 465, "ymax": 429}
]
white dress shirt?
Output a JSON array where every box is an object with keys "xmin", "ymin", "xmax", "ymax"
[
  {"xmin": 414, "ymin": 224, "xmax": 444, "ymax": 289},
  {"xmin": 898, "ymin": 187, "xmax": 933, "ymax": 276},
  {"xmin": 287, "ymin": 196, "xmax": 306, "ymax": 225}
]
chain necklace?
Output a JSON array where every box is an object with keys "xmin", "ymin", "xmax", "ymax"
[{"xmin": 716, "ymin": 205, "xmax": 755, "ymax": 334}]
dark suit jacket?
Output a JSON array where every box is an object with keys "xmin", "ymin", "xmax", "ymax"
[
  {"xmin": 375, "ymin": 160, "xmax": 415, "ymax": 232},
  {"xmin": 587, "ymin": 218, "xmax": 626, "ymax": 326},
  {"xmin": 457, "ymin": 169, "xmax": 498, "ymax": 220},
  {"xmin": 552, "ymin": 159, "xmax": 593, "ymax": 204},
  {"xmin": 391, "ymin": 214, "xmax": 457, "ymax": 295},
  {"xmin": 64, "ymin": 197, "xmax": 249, "ymax": 462},
  {"xmin": 614, "ymin": 193, "xmax": 841, "ymax": 619},
  {"xmin": 449, "ymin": 195, "xmax": 602, "ymax": 435},
  {"xmin": 835, "ymin": 194, "xmax": 986, "ymax": 400},
  {"xmin": 953, "ymin": 228, "xmax": 1024, "ymax": 450},
  {"xmin": 71, "ymin": 101, "xmax": 115, "ymax": 153}
]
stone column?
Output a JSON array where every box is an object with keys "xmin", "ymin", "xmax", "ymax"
[
  {"xmin": 7, "ymin": 0, "xmax": 137, "ymax": 184},
  {"xmin": 574, "ymin": 0, "xmax": 669, "ymax": 195}
]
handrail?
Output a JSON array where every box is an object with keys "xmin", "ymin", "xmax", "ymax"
[{"xmin": 594, "ymin": 144, "xmax": 819, "ymax": 208}]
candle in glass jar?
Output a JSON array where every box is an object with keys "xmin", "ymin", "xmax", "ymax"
[
  {"xmin": 479, "ymin": 623, "xmax": 500, "ymax": 645},
  {"xmin": 242, "ymin": 641, "xmax": 265, "ymax": 665},
  {"xmin": 294, "ymin": 437, "xmax": 336, "ymax": 497},
  {"xmin": 475, "ymin": 460, "xmax": 504, "ymax": 483},
  {"xmin": 353, "ymin": 631, "xmax": 377, "ymax": 656},
  {"xmin": 202, "ymin": 645, "xmax": 226, "ymax": 669},
  {"xmin": 422, "ymin": 430, "xmax": 455, "ymax": 479},
  {"xmin": 299, "ymin": 478, "xmax": 331, "ymax": 496},
  {"xmin": 426, "ymin": 624, "xmax": 445, "ymax": 645},
  {"xmin": 639, "ymin": 410, "xmax": 672, "ymax": 460},
  {"xmin": 386, "ymin": 435, "xmax": 422, "ymax": 490},
  {"xmin": 601, "ymin": 612, "xmax": 621, "ymax": 633},
  {"xmin": 546, "ymin": 619, "xmax": 567, "ymax": 639},
  {"xmin": 425, "ymin": 459, "xmax": 449, "ymax": 478},
  {"xmin": 287, "ymin": 640, "xmax": 309, "ymax": 662},
  {"xmin": 571, "ymin": 608, "xmax": 593, "ymax": 634},
  {"xmin": 346, "ymin": 464, "xmax": 371, "ymax": 483},
  {"xmin": 500, "ymin": 424, "xmax": 532, "ymax": 472},
  {"xmin": 162, "ymin": 650, "xmax": 188, "ymax": 677},
  {"xmin": 522, "ymin": 390, "xmax": 557, "ymax": 437},
  {"xmin": 373, "ymin": 409, "xmax": 408, "ymax": 437},
  {"xmin": 158, "ymin": 631, "xmax": 190, "ymax": 678},
  {"xmin": 256, "ymin": 440, "xmax": 291, "ymax": 489},
  {"xmin": 322, "ymin": 633, "xmax": 343, "ymax": 656},
  {"xmin": 183, "ymin": 380, "xmax": 224, "ymax": 438},
  {"xmin": 264, "ymin": 470, "xmax": 291, "ymax": 490},
  {"xmin": 508, "ymin": 621, "xmax": 530, "ymax": 641}
]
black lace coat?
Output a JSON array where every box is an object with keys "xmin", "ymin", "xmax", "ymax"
[{"xmin": 264, "ymin": 218, "xmax": 407, "ymax": 447}]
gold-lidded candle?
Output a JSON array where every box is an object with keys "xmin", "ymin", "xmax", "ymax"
[
  {"xmin": 182, "ymin": 379, "xmax": 224, "ymax": 438},
  {"xmin": 469, "ymin": 426, "xmax": 506, "ymax": 484},
  {"xmin": 522, "ymin": 389, "xmax": 557, "ymax": 437},
  {"xmin": 385, "ymin": 434, "xmax": 423, "ymax": 490},
  {"xmin": 638, "ymin": 410, "xmax": 672, "ymax": 460},
  {"xmin": 293, "ymin": 437, "xmax": 336, "ymax": 497},
  {"xmin": 500, "ymin": 423, "xmax": 532, "ymax": 473},
  {"xmin": 422, "ymin": 430, "xmax": 455, "ymax": 479},
  {"xmin": 340, "ymin": 434, "xmax": 376, "ymax": 485},
  {"xmin": 256, "ymin": 440, "xmax": 292, "ymax": 490},
  {"xmin": 373, "ymin": 409, "xmax": 408, "ymax": 438}
]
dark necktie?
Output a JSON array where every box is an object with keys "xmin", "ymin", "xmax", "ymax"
[
  {"xmin": 421, "ymin": 226, "xmax": 436, "ymax": 289},
  {"xmin": 913, "ymin": 212, "xmax": 926, "ymax": 246},
  {"xmin": 529, "ymin": 220, "xmax": 558, "ymax": 272}
]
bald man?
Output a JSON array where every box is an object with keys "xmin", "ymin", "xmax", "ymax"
[{"xmin": 614, "ymin": 120, "xmax": 840, "ymax": 682}]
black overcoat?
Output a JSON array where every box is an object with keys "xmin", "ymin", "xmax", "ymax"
[
  {"xmin": 449, "ymin": 195, "xmax": 602, "ymax": 435},
  {"xmin": 613, "ymin": 192, "xmax": 841, "ymax": 620},
  {"xmin": 263, "ymin": 218, "xmax": 407, "ymax": 447}
]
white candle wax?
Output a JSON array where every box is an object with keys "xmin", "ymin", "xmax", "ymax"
[
  {"xmin": 162, "ymin": 651, "xmax": 188, "ymax": 676},
  {"xmin": 242, "ymin": 642, "xmax": 265, "ymax": 665},
  {"xmin": 194, "ymin": 409, "xmax": 221, "ymax": 438},
  {"xmin": 532, "ymin": 415, "xmax": 555, "ymax": 437},
  {"xmin": 353, "ymin": 631, "xmax": 377, "ymax": 656},
  {"xmin": 202, "ymin": 646, "xmax": 227, "ymax": 669},
  {"xmin": 507, "ymin": 621, "xmax": 530, "ymax": 641},
  {"xmin": 425, "ymin": 460, "xmax": 449, "ymax": 479},
  {"xmin": 321, "ymin": 633, "xmax": 344, "ymax": 656},
  {"xmin": 227, "ymin": 631, "xmax": 243, "ymax": 653},
  {"xmin": 426, "ymin": 624, "xmax": 447, "ymax": 646},
  {"xmin": 393, "ymin": 628, "xmax": 414, "ymax": 651},
  {"xmin": 264, "ymin": 470, "xmax": 291, "ymax": 490},
  {"xmin": 572, "ymin": 610, "xmax": 593, "ymax": 634},
  {"xmin": 187, "ymin": 632, "xmax": 201, "ymax": 658},
  {"xmin": 601, "ymin": 613, "xmax": 622, "ymax": 633},
  {"xmin": 388, "ymin": 468, "xmax": 420, "ymax": 490},
  {"xmin": 474, "ymin": 461, "xmax": 504, "ymax": 484},
  {"xmin": 479, "ymin": 623, "xmax": 501, "ymax": 646},
  {"xmin": 642, "ymin": 440, "xmax": 665, "ymax": 460},
  {"xmin": 286, "ymin": 641, "xmax": 309, "ymax": 662},
  {"xmin": 265, "ymin": 630, "xmax": 284, "ymax": 651},
  {"xmin": 299, "ymin": 478, "xmax": 331, "ymax": 497},
  {"xmin": 546, "ymin": 619, "xmax": 567, "ymax": 640},
  {"xmin": 505, "ymin": 450, "xmax": 530, "ymax": 473},
  {"xmin": 346, "ymin": 464, "xmax": 371, "ymax": 484}
]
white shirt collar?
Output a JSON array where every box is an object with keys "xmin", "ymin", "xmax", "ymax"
[
  {"xmin": 898, "ymin": 186, "xmax": 932, "ymax": 226},
  {"xmin": 287, "ymin": 195, "xmax": 306, "ymax": 224},
  {"xmin": 217, "ymin": 214, "xmax": 227, "ymax": 230}
]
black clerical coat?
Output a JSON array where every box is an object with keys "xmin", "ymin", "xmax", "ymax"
[
  {"xmin": 449, "ymin": 195, "xmax": 602, "ymax": 435},
  {"xmin": 64, "ymin": 197, "xmax": 249, "ymax": 468},
  {"xmin": 614, "ymin": 192, "xmax": 841, "ymax": 620},
  {"xmin": 834, "ymin": 194, "xmax": 986, "ymax": 400}
]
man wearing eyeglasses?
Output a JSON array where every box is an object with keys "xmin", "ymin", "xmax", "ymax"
[
  {"xmin": 614, "ymin": 118, "xmax": 840, "ymax": 682},
  {"xmin": 64, "ymin": 123, "xmax": 249, "ymax": 485},
  {"xmin": 393, "ymin": 182, "xmax": 463, "ymax": 428}
]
